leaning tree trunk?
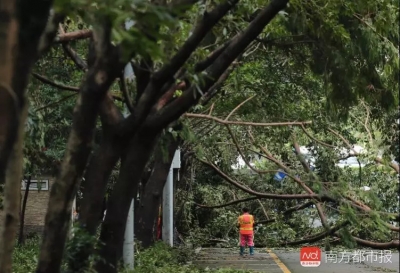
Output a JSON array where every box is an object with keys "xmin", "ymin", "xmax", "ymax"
[
  {"xmin": 135, "ymin": 134, "xmax": 180, "ymax": 248},
  {"xmin": 66, "ymin": 96, "xmax": 125, "ymax": 273},
  {"xmin": 36, "ymin": 31, "xmax": 123, "ymax": 272},
  {"xmin": 95, "ymin": 130, "xmax": 158, "ymax": 273},
  {"xmin": 18, "ymin": 175, "xmax": 32, "ymax": 245}
]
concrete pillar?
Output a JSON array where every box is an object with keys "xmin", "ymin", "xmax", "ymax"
[
  {"xmin": 123, "ymin": 200, "xmax": 135, "ymax": 269},
  {"xmin": 162, "ymin": 167, "xmax": 174, "ymax": 246}
]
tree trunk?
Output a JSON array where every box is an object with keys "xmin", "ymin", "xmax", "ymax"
[
  {"xmin": 0, "ymin": 102, "xmax": 28, "ymax": 273},
  {"xmin": 18, "ymin": 175, "xmax": 32, "ymax": 245},
  {"xmin": 66, "ymin": 135, "xmax": 124, "ymax": 273},
  {"xmin": 36, "ymin": 41, "xmax": 122, "ymax": 272},
  {"xmin": 65, "ymin": 96, "xmax": 125, "ymax": 273},
  {"xmin": 95, "ymin": 130, "xmax": 158, "ymax": 273},
  {"xmin": 0, "ymin": 2, "xmax": 21, "ymax": 271},
  {"xmin": 135, "ymin": 135, "xmax": 180, "ymax": 248}
]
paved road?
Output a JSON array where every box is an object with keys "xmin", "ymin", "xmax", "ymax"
[{"xmin": 193, "ymin": 248, "xmax": 399, "ymax": 273}]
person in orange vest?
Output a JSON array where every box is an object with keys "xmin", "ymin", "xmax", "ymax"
[{"xmin": 237, "ymin": 207, "xmax": 255, "ymax": 256}]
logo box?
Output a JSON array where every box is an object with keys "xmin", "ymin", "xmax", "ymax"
[{"xmin": 300, "ymin": 246, "xmax": 321, "ymax": 267}]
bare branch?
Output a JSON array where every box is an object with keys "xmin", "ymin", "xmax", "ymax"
[
  {"xmin": 208, "ymin": 103, "xmax": 215, "ymax": 115},
  {"xmin": 225, "ymin": 95, "xmax": 255, "ymax": 121},
  {"xmin": 32, "ymin": 73, "xmax": 79, "ymax": 91},
  {"xmin": 300, "ymin": 124, "xmax": 335, "ymax": 148},
  {"xmin": 35, "ymin": 93, "xmax": 77, "ymax": 112},
  {"xmin": 32, "ymin": 73, "xmax": 124, "ymax": 101},
  {"xmin": 185, "ymin": 113, "xmax": 312, "ymax": 127}
]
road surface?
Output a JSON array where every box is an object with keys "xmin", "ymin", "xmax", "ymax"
[{"xmin": 193, "ymin": 247, "xmax": 399, "ymax": 273}]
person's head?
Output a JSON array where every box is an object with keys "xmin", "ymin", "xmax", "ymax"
[{"xmin": 242, "ymin": 207, "xmax": 249, "ymax": 213}]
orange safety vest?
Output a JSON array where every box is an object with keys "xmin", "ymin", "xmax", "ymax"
[{"xmin": 238, "ymin": 213, "xmax": 254, "ymax": 235}]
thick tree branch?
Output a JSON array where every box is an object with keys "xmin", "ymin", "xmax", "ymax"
[
  {"xmin": 146, "ymin": 0, "xmax": 289, "ymax": 127},
  {"xmin": 200, "ymin": 60, "xmax": 239, "ymax": 105},
  {"xmin": 118, "ymin": 0, "xmax": 239, "ymax": 137},
  {"xmin": 194, "ymin": 41, "xmax": 230, "ymax": 72},
  {"xmin": 334, "ymin": 233, "xmax": 400, "ymax": 250},
  {"xmin": 58, "ymin": 25, "xmax": 88, "ymax": 71}
]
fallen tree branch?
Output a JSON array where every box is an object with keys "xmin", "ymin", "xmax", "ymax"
[
  {"xmin": 248, "ymin": 129, "xmax": 331, "ymax": 230},
  {"xmin": 199, "ymin": 159, "xmax": 336, "ymax": 202},
  {"xmin": 334, "ymin": 233, "xmax": 400, "ymax": 250},
  {"xmin": 281, "ymin": 221, "xmax": 350, "ymax": 246},
  {"xmin": 344, "ymin": 196, "xmax": 399, "ymax": 232}
]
